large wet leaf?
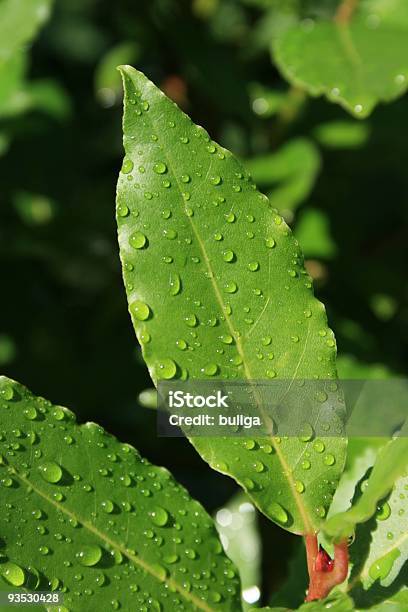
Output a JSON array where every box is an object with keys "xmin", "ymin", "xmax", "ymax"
[
  {"xmin": 0, "ymin": 376, "xmax": 241, "ymax": 611},
  {"xmin": 116, "ymin": 66, "xmax": 346, "ymax": 535},
  {"xmin": 272, "ymin": 12, "xmax": 408, "ymax": 118},
  {"xmin": 324, "ymin": 433, "xmax": 408, "ymax": 542}
]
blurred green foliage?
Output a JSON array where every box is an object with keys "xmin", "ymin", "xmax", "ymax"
[{"xmin": 1, "ymin": 0, "xmax": 407, "ymax": 605}]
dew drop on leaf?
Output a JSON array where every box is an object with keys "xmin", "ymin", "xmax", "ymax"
[
  {"xmin": 38, "ymin": 461, "xmax": 63, "ymax": 484},
  {"xmin": 129, "ymin": 231, "xmax": 147, "ymax": 249},
  {"xmin": 0, "ymin": 562, "xmax": 25, "ymax": 586},
  {"xmin": 76, "ymin": 545, "xmax": 103, "ymax": 567},
  {"xmin": 156, "ymin": 358, "xmax": 177, "ymax": 379},
  {"xmin": 153, "ymin": 162, "xmax": 167, "ymax": 174},
  {"xmin": 149, "ymin": 506, "xmax": 169, "ymax": 527},
  {"xmin": 267, "ymin": 502, "xmax": 288, "ymax": 525},
  {"xmin": 130, "ymin": 300, "xmax": 150, "ymax": 321},
  {"xmin": 376, "ymin": 501, "xmax": 391, "ymax": 521},
  {"xmin": 121, "ymin": 158, "xmax": 134, "ymax": 174}
]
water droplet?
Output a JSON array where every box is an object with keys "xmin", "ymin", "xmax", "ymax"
[
  {"xmin": 267, "ymin": 502, "xmax": 288, "ymax": 525},
  {"xmin": 117, "ymin": 204, "xmax": 129, "ymax": 217},
  {"xmin": 0, "ymin": 562, "xmax": 25, "ymax": 586},
  {"xmin": 101, "ymin": 499, "xmax": 114, "ymax": 514},
  {"xmin": 163, "ymin": 228, "xmax": 177, "ymax": 240},
  {"xmin": 301, "ymin": 460, "xmax": 311, "ymax": 470},
  {"xmin": 149, "ymin": 506, "xmax": 169, "ymax": 527},
  {"xmin": 315, "ymin": 505, "xmax": 326, "ymax": 518},
  {"xmin": 24, "ymin": 406, "xmax": 37, "ymax": 420},
  {"xmin": 253, "ymin": 461, "xmax": 265, "ymax": 473},
  {"xmin": 377, "ymin": 501, "xmax": 391, "ymax": 521},
  {"xmin": 224, "ymin": 282, "xmax": 237, "ymax": 293},
  {"xmin": 129, "ymin": 231, "xmax": 147, "ymax": 249},
  {"xmin": 39, "ymin": 462, "xmax": 62, "ymax": 484},
  {"xmin": 130, "ymin": 300, "xmax": 150, "ymax": 321},
  {"xmin": 299, "ymin": 423, "xmax": 314, "ymax": 442},
  {"xmin": 176, "ymin": 339, "xmax": 187, "ymax": 350},
  {"xmin": 1, "ymin": 385, "xmax": 14, "ymax": 400},
  {"xmin": 76, "ymin": 545, "xmax": 102, "ymax": 567},
  {"xmin": 169, "ymin": 273, "xmax": 181, "ymax": 296},
  {"xmin": 157, "ymin": 358, "xmax": 177, "ymax": 379},
  {"xmin": 265, "ymin": 238, "xmax": 276, "ymax": 248},
  {"xmin": 220, "ymin": 334, "xmax": 233, "ymax": 344},
  {"xmin": 313, "ymin": 440, "xmax": 325, "ymax": 453},
  {"xmin": 201, "ymin": 363, "xmax": 218, "ymax": 376},
  {"xmin": 184, "ymin": 314, "xmax": 198, "ymax": 327},
  {"xmin": 214, "ymin": 232, "xmax": 223, "ymax": 241},
  {"xmin": 153, "ymin": 162, "xmax": 167, "ymax": 175},
  {"xmin": 225, "ymin": 212, "xmax": 236, "ymax": 223},
  {"xmin": 185, "ymin": 548, "xmax": 197, "ymax": 559},
  {"xmin": 223, "ymin": 250, "xmax": 235, "ymax": 263},
  {"xmin": 324, "ymin": 454, "xmax": 335, "ymax": 466},
  {"xmin": 121, "ymin": 159, "xmax": 134, "ymax": 174},
  {"xmin": 266, "ymin": 369, "xmax": 276, "ymax": 378},
  {"xmin": 210, "ymin": 175, "xmax": 222, "ymax": 186},
  {"xmin": 295, "ymin": 480, "xmax": 305, "ymax": 493},
  {"xmin": 248, "ymin": 262, "xmax": 259, "ymax": 272},
  {"xmin": 181, "ymin": 174, "xmax": 191, "ymax": 183},
  {"xmin": 243, "ymin": 439, "xmax": 256, "ymax": 450}
]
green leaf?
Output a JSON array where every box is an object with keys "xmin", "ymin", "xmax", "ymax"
[
  {"xmin": 116, "ymin": 65, "xmax": 346, "ymax": 535},
  {"xmin": 0, "ymin": 0, "xmax": 54, "ymax": 119},
  {"xmin": 353, "ymin": 474, "xmax": 408, "ymax": 589},
  {"xmin": 245, "ymin": 139, "xmax": 321, "ymax": 216},
  {"xmin": 272, "ymin": 15, "xmax": 408, "ymax": 118},
  {"xmin": 294, "ymin": 209, "xmax": 337, "ymax": 260},
  {"xmin": 0, "ymin": 376, "xmax": 241, "ymax": 611},
  {"xmin": 324, "ymin": 433, "xmax": 408, "ymax": 542},
  {"xmin": 0, "ymin": 0, "xmax": 53, "ymax": 63},
  {"xmin": 313, "ymin": 120, "xmax": 370, "ymax": 150}
]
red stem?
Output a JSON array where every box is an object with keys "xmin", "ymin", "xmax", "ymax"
[{"xmin": 305, "ymin": 534, "xmax": 349, "ymax": 601}]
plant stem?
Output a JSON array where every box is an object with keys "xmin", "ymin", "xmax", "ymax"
[
  {"xmin": 334, "ymin": 0, "xmax": 359, "ymax": 24},
  {"xmin": 304, "ymin": 534, "xmax": 349, "ymax": 601}
]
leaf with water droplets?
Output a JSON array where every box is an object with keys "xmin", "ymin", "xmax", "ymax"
[
  {"xmin": 324, "ymin": 430, "xmax": 408, "ymax": 542},
  {"xmin": 116, "ymin": 66, "xmax": 346, "ymax": 536},
  {"xmin": 0, "ymin": 376, "xmax": 241, "ymax": 611},
  {"xmin": 272, "ymin": 5, "xmax": 408, "ymax": 119},
  {"xmin": 351, "ymin": 473, "xmax": 408, "ymax": 591}
]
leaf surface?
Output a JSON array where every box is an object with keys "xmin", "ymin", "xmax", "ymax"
[
  {"xmin": 116, "ymin": 66, "xmax": 346, "ymax": 535},
  {"xmin": 272, "ymin": 16, "xmax": 408, "ymax": 118},
  {"xmin": 355, "ymin": 474, "xmax": 408, "ymax": 589},
  {"xmin": 324, "ymin": 433, "xmax": 408, "ymax": 542},
  {"xmin": 0, "ymin": 376, "xmax": 241, "ymax": 611}
]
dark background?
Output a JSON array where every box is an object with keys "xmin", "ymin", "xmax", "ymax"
[{"xmin": 1, "ymin": 0, "xmax": 407, "ymax": 604}]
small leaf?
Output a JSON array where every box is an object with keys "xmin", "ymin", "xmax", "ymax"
[
  {"xmin": 324, "ymin": 431, "xmax": 408, "ymax": 542},
  {"xmin": 273, "ymin": 15, "xmax": 408, "ymax": 118},
  {"xmin": 116, "ymin": 65, "xmax": 346, "ymax": 535},
  {"xmin": 245, "ymin": 139, "xmax": 321, "ymax": 215},
  {"xmin": 0, "ymin": 376, "xmax": 241, "ymax": 611},
  {"xmin": 353, "ymin": 474, "xmax": 408, "ymax": 589}
]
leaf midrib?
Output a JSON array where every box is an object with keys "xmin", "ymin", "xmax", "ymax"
[
  {"xmin": 134, "ymin": 75, "xmax": 315, "ymax": 534},
  {"xmin": 9, "ymin": 463, "xmax": 216, "ymax": 612}
]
